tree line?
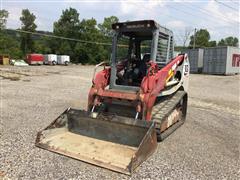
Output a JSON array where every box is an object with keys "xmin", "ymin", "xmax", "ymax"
[{"xmin": 0, "ymin": 8, "xmax": 239, "ymax": 64}]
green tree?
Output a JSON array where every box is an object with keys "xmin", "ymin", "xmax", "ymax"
[
  {"xmin": 0, "ymin": 9, "xmax": 9, "ymax": 30},
  {"xmin": 218, "ymin": 36, "xmax": 238, "ymax": 47},
  {"xmin": 53, "ymin": 9, "xmax": 117, "ymax": 64},
  {"xmin": 54, "ymin": 8, "xmax": 80, "ymax": 37},
  {"xmin": 53, "ymin": 8, "xmax": 80, "ymax": 61},
  {"xmin": 0, "ymin": 10, "xmax": 22, "ymax": 58},
  {"xmin": 97, "ymin": 16, "xmax": 118, "ymax": 60},
  {"xmin": 189, "ymin": 29, "xmax": 210, "ymax": 48},
  {"xmin": 74, "ymin": 42, "xmax": 92, "ymax": 64},
  {"xmin": 98, "ymin": 16, "xmax": 119, "ymax": 36},
  {"xmin": 20, "ymin": 9, "xmax": 37, "ymax": 54},
  {"xmin": 34, "ymin": 37, "xmax": 51, "ymax": 54},
  {"xmin": 79, "ymin": 18, "xmax": 102, "ymax": 42},
  {"xmin": 218, "ymin": 39, "xmax": 225, "ymax": 46},
  {"xmin": 77, "ymin": 18, "xmax": 107, "ymax": 64},
  {"xmin": 58, "ymin": 41, "xmax": 72, "ymax": 55},
  {"xmin": 0, "ymin": 32, "xmax": 22, "ymax": 58},
  {"xmin": 208, "ymin": 40, "xmax": 216, "ymax": 47}
]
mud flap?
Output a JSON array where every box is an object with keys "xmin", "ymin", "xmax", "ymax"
[{"xmin": 36, "ymin": 108, "xmax": 157, "ymax": 175}]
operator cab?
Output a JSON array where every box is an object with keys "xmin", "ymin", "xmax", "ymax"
[
  {"xmin": 110, "ymin": 20, "xmax": 174, "ymax": 91},
  {"xmin": 115, "ymin": 36, "xmax": 152, "ymax": 87}
]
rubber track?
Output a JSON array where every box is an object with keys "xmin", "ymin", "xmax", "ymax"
[{"xmin": 152, "ymin": 90, "xmax": 186, "ymax": 127}]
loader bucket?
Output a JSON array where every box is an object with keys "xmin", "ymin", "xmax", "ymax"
[{"xmin": 36, "ymin": 108, "xmax": 157, "ymax": 175}]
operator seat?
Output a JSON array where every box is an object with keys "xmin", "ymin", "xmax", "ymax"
[{"xmin": 139, "ymin": 53, "xmax": 150, "ymax": 78}]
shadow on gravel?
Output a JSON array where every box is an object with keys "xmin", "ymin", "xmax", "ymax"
[
  {"xmin": 0, "ymin": 75, "xmax": 21, "ymax": 81},
  {"xmin": 47, "ymin": 71, "xmax": 61, "ymax": 74}
]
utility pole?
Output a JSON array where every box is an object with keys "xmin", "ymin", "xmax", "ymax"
[{"xmin": 193, "ymin": 28, "xmax": 197, "ymax": 49}]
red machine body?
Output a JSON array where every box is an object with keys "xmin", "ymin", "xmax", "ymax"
[
  {"xmin": 35, "ymin": 20, "xmax": 189, "ymax": 175},
  {"xmin": 88, "ymin": 54, "xmax": 185, "ymax": 121}
]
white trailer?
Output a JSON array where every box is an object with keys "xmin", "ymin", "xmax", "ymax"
[
  {"xmin": 57, "ymin": 55, "xmax": 70, "ymax": 65},
  {"xmin": 44, "ymin": 54, "xmax": 57, "ymax": 65}
]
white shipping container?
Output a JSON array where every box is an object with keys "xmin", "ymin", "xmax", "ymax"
[
  {"xmin": 203, "ymin": 46, "xmax": 240, "ymax": 75},
  {"xmin": 44, "ymin": 54, "xmax": 57, "ymax": 65},
  {"xmin": 57, "ymin": 55, "xmax": 70, "ymax": 65},
  {"xmin": 182, "ymin": 48, "xmax": 204, "ymax": 73}
]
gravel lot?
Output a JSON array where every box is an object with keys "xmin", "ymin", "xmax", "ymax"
[{"xmin": 0, "ymin": 65, "xmax": 239, "ymax": 180}]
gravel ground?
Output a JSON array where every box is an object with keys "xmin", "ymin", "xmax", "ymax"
[{"xmin": 0, "ymin": 65, "xmax": 239, "ymax": 180}]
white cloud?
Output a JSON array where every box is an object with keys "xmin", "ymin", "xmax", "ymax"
[
  {"xmin": 6, "ymin": 7, "xmax": 22, "ymax": 29},
  {"xmin": 198, "ymin": 0, "xmax": 239, "ymax": 41},
  {"xmin": 166, "ymin": 20, "xmax": 186, "ymax": 29},
  {"xmin": 5, "ymin": 6, "xmax": 52, "ymax": 30},
  {"xmin": 3, "ymin": 0, "xmax": 239, "ymax": 44},
  {"xmin": 203, "ymin": 0, "xmax": 239, "ymax": 27},
  {"xmin": 119, "ymin": 0, "xmax": 167, "ymax": 20}
]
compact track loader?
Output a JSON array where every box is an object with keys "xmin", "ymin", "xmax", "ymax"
[{"xmin": 36, "ymin": 20, "xmax": 189, "ymax": 175}]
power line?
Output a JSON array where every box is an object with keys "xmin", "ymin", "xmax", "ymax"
[
  {"xmin": 182, "ymin": 3, "xmax": 238, "ymax": 25},
  {"xmin": 7, "ymin": 28, "xmax": 128, "ymax": 47},
  {"xmin": 230, "ymin": 0, "xmax": 239, "ymax": 6},
  {"xmin": 166, "ymin": 3, "xmax": 236, "ymax": 26},
  {"xmin": 129, "ymin": 2, "xmax": 206, "ymax": 47},
  {"xmin": 131, "ymin": 0, "xmax": 238, "ymax": 34},
  {"xmin": 214, "ymin": 0, "xmax": 239, "ymax": 12},
  {"xmin": 129, "ymin": 2, "xmax": 237, "ymax": 47},
  {"xmin": 130, "ymin": 1, "xmax": 206, "ymax": 32},
  {"xmin": 130, "ymin": 1, "xmax": 201, "ymax": 29},
  {"xmin": 129, "ymin": 1, "xmax": 212, "ymax": 46}
]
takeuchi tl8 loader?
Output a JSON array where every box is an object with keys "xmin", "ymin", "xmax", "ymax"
[{"xmin": 36, "ymin": 20, "xmax": 189, "ymax": 175}]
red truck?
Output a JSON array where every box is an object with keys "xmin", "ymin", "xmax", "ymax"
[{"xmin": 26, "ymin": 54, "xmax": 44, "ymax": 65}]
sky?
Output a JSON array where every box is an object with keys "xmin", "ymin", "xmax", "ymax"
[{"xmin": 1, "ymin": 0, "xmax": 239, "ymax": 46}]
